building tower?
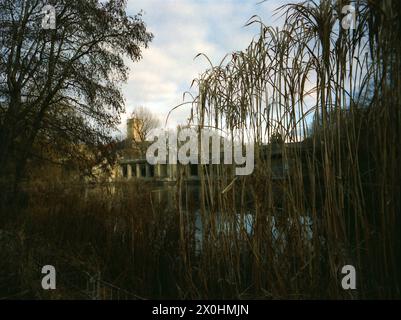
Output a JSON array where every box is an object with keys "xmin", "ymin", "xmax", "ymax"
[{"xmin": 127, "ymin": 118, "xmax": 143, "ymax": 142}]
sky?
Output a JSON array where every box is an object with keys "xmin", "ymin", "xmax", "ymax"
[{"xmin": 117, "ymin": 0, "xmax": 294, "ymax": 135}]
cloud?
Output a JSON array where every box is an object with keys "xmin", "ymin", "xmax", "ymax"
[{"xmin": 118, "ymin": 0, "xmax": 293, "ymax": 135}]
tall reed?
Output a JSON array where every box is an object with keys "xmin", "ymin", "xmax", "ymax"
[{"xmin": 177, "ymin": 0, "xmax": 401, "ymax": 299}]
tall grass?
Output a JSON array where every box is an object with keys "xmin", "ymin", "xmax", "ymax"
[
  {"xmin": 1, "ymin": 182, "xmax": 182, "ymax": 299},
  {"xmin": 176, "ymin": 0, "xmax": 401, "ymax": 298},
  {"xmin": 1, "ymin": 0, "xmax": 400, "ymax": 299}
]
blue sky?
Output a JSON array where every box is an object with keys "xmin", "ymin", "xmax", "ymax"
[{"xmin": 119, "ymin": 0, "xmax": 295, "ymax": 134}]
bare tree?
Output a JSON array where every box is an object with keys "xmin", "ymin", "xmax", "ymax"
[
  {"xmin": 0, "ymin": 0, "xmax": 153, "ymax": 192},
  {"xmin": 128, "ymin": 106, "xmax": 160, "ymax": 156}
]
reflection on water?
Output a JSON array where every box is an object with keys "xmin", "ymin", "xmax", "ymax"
[{"xmin": 149, "ymin": 185, "xmax": 314, "ymax": 255}]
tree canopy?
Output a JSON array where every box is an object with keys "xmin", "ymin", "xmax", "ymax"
[{"xmin": 0, "ymin": 0, "xmax": 153, "ymax": 188}]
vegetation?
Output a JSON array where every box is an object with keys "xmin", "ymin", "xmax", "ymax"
[
  {"xmin": 1, "ymin": 0, "xmax": 400, "ymax": 299},
  {"xmin": 0, "ymin": 0, "xmax": 153, "ymax": 193},
  {"xmin": 180, "ymin": 0, "xmax": 401, "ymax": 298}
]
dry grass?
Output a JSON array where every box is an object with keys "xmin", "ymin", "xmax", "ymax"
[
  {"xmin": 177, "ymin": 0, "xmax": 401, "ymax": 299},
  {"xmin": 1, "ymin": 182, "xmax": 182, "ymax": 299},
  {"xmin": 1, "ymin": 0, "xmax": 400, "ymax": 299}
]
